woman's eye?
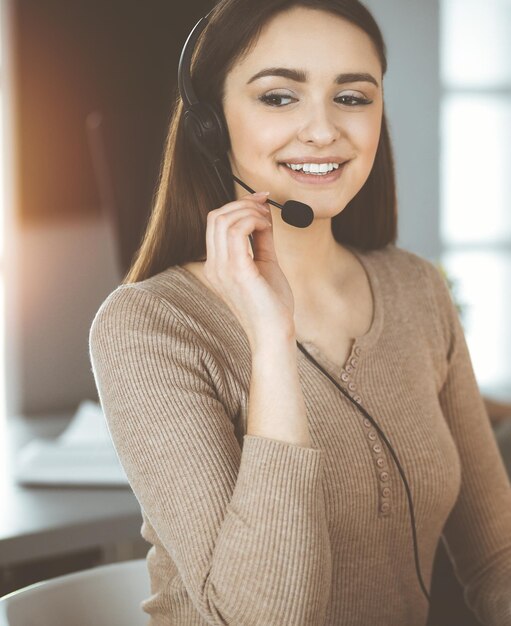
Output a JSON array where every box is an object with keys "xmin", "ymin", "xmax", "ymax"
[
  {"xmin": 335, "ymin": 95, "xmax": 373, "ymax": 106},
  {"xmin": 258, "ymin": 93, "xmax": 373, "ymax": 108},
  {"xmin": 258, "ymin": 93, "xmax": 296, "ymax": 107}
]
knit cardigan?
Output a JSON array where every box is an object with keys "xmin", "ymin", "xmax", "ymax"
[{"xmin": 89, "ymin": 242, "xmax": 511, "ymax": 625}]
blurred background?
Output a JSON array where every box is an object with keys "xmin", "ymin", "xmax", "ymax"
[{"xmin": 0, "ymin": 1, "xmax": 509, "ymax": 624}]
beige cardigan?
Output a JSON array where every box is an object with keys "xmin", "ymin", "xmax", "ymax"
[{"xmin": 89, "ymin": 243, "xmax": 511, "ymax": 625}]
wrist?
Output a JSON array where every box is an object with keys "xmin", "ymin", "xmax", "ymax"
[{"xmin": 250, "ymin": 328, "xmax": 297, "ymax": 358}]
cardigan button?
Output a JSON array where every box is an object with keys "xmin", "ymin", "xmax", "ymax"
[
  {"xmin": 373, "ymin": 444, "xmax": 382, "ymax": 453},
  {"xmin": 355, "ymin": 346, "xmax": 362, "ymax": 356},
  {"xmin": 350, "ymin": 357, "xmax": 359, "ymax": 367},
  {"xmin": 348, "ymin": 382, "xmax": 356, "ymax": 391},
  {"xmin": 353, "ymin": 395, "xmax": 362, "ymax": 403},
  {"xmin": 345, "ymin": 364, "xmax": 354, "ymax": 373},
  {"xmin": 368, "ymin": 431, "xmax": 376, "ymax": 441},
  {"xmin": 376, "ymin": 457, "xmax": 385, "ymax": 468},
  {"xmin": 380, "ymin": 472, "xmax": 389, "ymax": 481},
  {"xmin": 363, "ymin": 418, "xmax": 371, "ymax": 428},
  {"xmin": 382, "ymin": 487, "xmax": 391, "ymax": 497},
  {"xmin": 341, "ymin": 372, "xmax": 349, "ymax": 382},
  {"xmin": 380, "ymin": 502, "xmax": 390, "ymax": 513}
]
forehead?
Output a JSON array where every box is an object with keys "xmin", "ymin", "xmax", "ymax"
[{"xmin": 228, "ymin": 6, "xmax": 381, "ymax": 83}]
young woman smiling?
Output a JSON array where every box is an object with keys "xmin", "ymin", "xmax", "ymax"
[{"xmin": 89, "ymin": 1, "xmax": 511, "ymax": 625}]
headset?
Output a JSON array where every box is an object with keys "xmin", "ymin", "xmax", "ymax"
[
  {"xmin": 177, "ymin": 8, "xmax": 431, "ymax": 606},
  {"xmin": 178, "ymin": 8, "xmax": 314, "ymax": 229}
]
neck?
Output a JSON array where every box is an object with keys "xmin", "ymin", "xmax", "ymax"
[{"xmin": 270, "ymin": 210, "xmax": 354, "ymax": 302}]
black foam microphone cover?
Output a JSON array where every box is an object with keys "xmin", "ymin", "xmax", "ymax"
[{"xmin": 282, "ymin": 200, "xmax": 315, "ymax": 228}]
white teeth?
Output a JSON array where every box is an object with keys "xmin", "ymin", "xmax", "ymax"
[{"xmin": 285, "ymin": 162, "xmax": 340, "ymax": 174}]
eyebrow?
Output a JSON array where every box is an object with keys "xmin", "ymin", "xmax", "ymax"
[{"xmin": 246, "ymin": 67, "xmax": 379, "ymax": 87}]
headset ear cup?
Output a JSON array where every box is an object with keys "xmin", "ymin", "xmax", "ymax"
[
  {"xmin": 183, "ymin": 101, "xmax": 230, "ymax": 162},
  {"xmin": 183, "ymin": 109, "xmax": 211, "ymax": 161},
  {"xmin": 208, "ymin": 102, "xmax": 231, "ymax": 155}
]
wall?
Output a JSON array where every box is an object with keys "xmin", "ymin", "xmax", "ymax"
[{"xmin": 363, "ymin": 0, "xmax": 441, "ymax": 261}]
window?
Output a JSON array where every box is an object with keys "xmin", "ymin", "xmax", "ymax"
[{"xmin": 440, "ymin": 0, "xmax": 511, "ymax": 395}]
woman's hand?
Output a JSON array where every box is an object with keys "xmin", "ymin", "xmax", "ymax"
[{"xmin": 203, "ymin": 191, "xmax": 296, "ymax": 350}]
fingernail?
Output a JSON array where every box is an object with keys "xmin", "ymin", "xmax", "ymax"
[{"xmin": 253, "ymin": 191, "xmax": 270, "ymax": 196}]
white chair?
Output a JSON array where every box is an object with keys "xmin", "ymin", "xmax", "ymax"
[{"xmin": 0, "ymin": 558, "xmax": 150, "ymax": 626}]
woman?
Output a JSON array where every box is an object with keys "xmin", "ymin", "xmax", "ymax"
[{"xmin": 89, "ymin": 1, "xmax": 511, "ymax": 624}]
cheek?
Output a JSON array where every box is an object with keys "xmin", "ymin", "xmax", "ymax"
[
  {"xmin": 228, "ymin": 111, "xmax": 286, "ymax": 161},
  {"xmin": 225, "ymin": 108, "xmax": 258, "ymax": 147},
  {"xmin": 347, "ymin": 112, "xmax": 382, "ymax": 155},
  {"xmin": 365, "ymin": 109, "xmax": 383, "ymax": 152}
]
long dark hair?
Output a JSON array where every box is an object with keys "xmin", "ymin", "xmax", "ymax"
[{"xmin": 124, "ymin": 0, "xmax": 397, "ymax": 284}]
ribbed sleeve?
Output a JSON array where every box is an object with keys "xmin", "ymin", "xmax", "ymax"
[
  {"xmin": 88, "ymin": 285, "xmax": 332, "ymax": 626},
  {"xmin": 425, "ymin": 262, "xmax": 511, "ymax": 625}
]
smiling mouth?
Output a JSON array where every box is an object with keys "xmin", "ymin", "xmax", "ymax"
[
  {"xmin": 278, "ymin": 161, "xmax": 348, "ymax": 183},
  {"xmin": 278, "ymin": 162, "xmax": 340, "ymax": 174}
]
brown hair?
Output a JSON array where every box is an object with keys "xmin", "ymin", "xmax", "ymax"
[{"xmin": 123, "ymin": 0, "xmax": 397, "ymax": 284}]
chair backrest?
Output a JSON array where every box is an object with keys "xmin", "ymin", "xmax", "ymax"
[{"xmin": 0, "ymin": 558, "xmax": 150, "ymax": 626}]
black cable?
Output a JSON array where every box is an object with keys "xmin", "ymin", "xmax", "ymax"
[
  {"xmin": 211, "ymin": 154, "xmax": 285, "ymax": 211},
  {"xmin": 212, "ymin": 161, "xmax": 256, "ymax": 255},
  {"xmin": 212, "ymin": 159, "xmax": 232, "ymax": 202},
  {"xmin": 296, "ymin": 340, "xmax": 431, "ymax": 604}
]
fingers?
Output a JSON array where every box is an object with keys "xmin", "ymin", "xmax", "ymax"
[
  {"xmin": 214, "ymin": 203, "xmax": 272, "ymax": 271},
  {"xmin": 205, "ymin": 192, "xmax": 272, "ymax": 279},
  {"xmin": 212, "ymin": 191, "xmax": 270, "ymax": 218}
]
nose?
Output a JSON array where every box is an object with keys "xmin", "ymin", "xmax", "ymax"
[{"xmin": 297, "ymin": 100, "xmax": 341, "ymax": 146}]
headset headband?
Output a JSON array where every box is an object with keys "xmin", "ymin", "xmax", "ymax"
[{"xmin": 178, "ymin": 8, "xmax": 216, "ymax": 109}]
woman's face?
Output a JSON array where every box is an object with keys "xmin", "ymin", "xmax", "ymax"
[{"xmin": 222, "ymin": 6, "xmax": 384, "ymax": 218}]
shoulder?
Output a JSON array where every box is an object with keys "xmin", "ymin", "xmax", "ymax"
[
  {"xmin": 91, "ymin": 266, "xmax": 199, "ymax": 330},
  {"xmin": 369, "ymin": 243, "xmax": 456, "ymax": 340},
  {"xmin": 88, "ymin": 271, "xmax": 238, "ymax": 417},
  {"xmin": 368, "ymin": 243, "xmax": 442, "ymax": 281},
  {"xmin": 89, "ymin": 266, "xmax": 202, "ymax": 350},
  {"xmin": 361, "ymin": 243, "xmax": 449, "ymax": 306},
  {"xmin": 385, "ymin": 245, "xmax": 460, "ymax": 354},
  {"xmin": 385, "ymin": 245, "xmax": 455, "ymax": 314}
]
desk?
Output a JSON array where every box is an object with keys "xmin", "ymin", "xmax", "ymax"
[{"xmin": 0, "ymin": 412, "xmax": 143, "ymax": 568}]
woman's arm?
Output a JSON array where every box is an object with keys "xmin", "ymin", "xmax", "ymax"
[
  {"xmin": 89, "ymin": 284, "xmax": 332, "ymax": 626},
  {"xmin": 248, "ymin": 338, "xmax": 312, "ymax": 447},
  {"xmin": 425, "ymin": 261, "xmax": 511, "ymax": 626}
]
